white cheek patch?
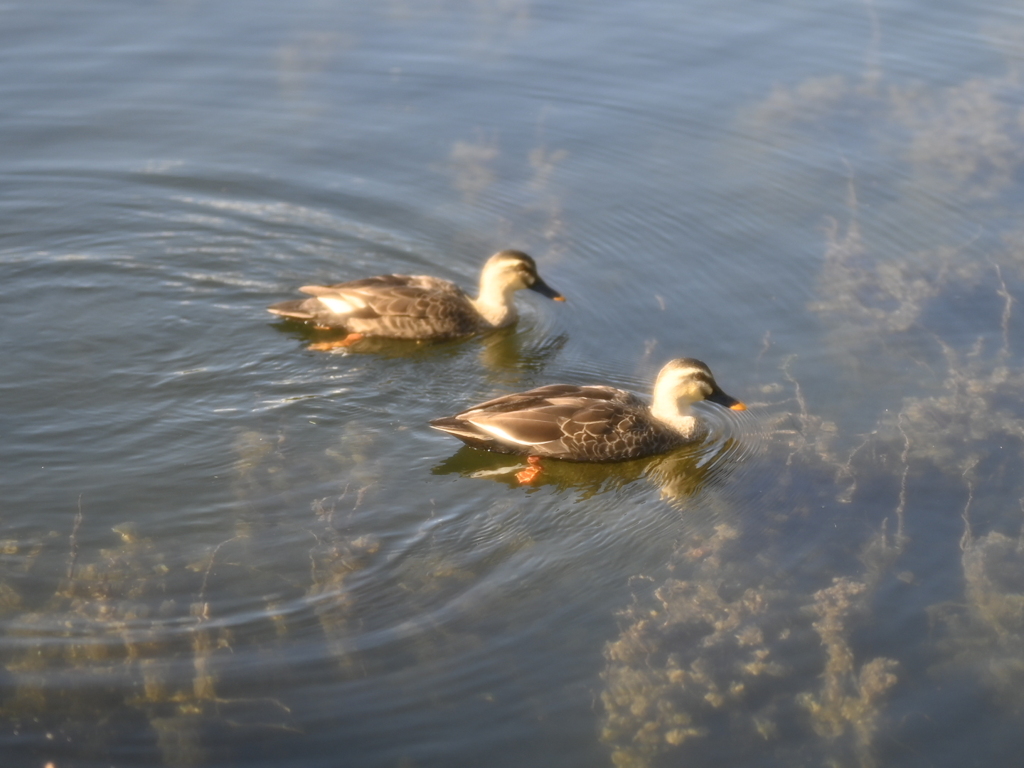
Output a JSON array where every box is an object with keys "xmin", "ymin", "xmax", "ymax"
[{"xmin": 319, "ymin": 296, "xmax": 365, "ymax": 314}]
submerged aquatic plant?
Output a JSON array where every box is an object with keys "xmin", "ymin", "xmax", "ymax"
[
  {"xmin": 601, "ymin": 29, "xmax": 1024, "ymax": 764},
  {"xmin": 796, "ymin": 578, "xmax": 899, "ymax": 766},
  {"xmin": 600, "ymin": 518, "xmax": 899, "ymax": 768},
  {"xmin": 931, "ymin": 527, "xmax": 1024, "ymax": 714},
  {"xmin": 0, "ymin": 425, "xmax": 392, "ymax": 766},
  {"xmin": 600, "ymin": 524, "xmax": 786, "ymax": 767}
]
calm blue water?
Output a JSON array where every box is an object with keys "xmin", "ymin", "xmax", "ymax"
[{"xmin": 3, "ymin": 0, "xmax": 1024, "ymax": 766}]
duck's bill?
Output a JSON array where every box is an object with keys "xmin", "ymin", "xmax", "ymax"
[
  {"xmin": 529, "ymin": 277, "xmax": 566, "ymax": 301},
  {"xmin": 708, "ymin": 389, "xmax": 747, "ymax": 411}
]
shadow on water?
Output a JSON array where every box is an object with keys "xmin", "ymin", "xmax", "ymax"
[
  {"xmin": 270, "ymin": 319, "xmax": 569, "ymax": 373},
  {"xmin": 431, "ymin": 440, "xmax": 744, "ymax": 508}
]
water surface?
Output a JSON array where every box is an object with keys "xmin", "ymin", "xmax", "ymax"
[{"xmin": 3, "ymin": 0, "xmax": 1024, "ymax": 766}]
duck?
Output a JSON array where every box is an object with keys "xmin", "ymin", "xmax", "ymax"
[
  {"xmin": 268, "ymin": 250, "xmax": 564, "ymax": 347},
  {"xmin": 430, "ymin": 358, "xmax": 746, "ymax": 468}
]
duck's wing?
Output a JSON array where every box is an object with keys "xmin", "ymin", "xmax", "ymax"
[
  {"xmin": 300, "ymin": 274, "xmax": 464, "ymax": 316},
  {"xmin": 311, "ymin": 274, "xmax": 462, "ymax": 295},
  {"xmin": 461, "ymin": 384, "xmax": 641, "ymax": 412},
  {"xmin": 432, "ymin": 385, "xmax": 674, "ymax": 461},
  {"xmin": 270, "ymin": 274, "xmax": 477, "ymax": 337}
]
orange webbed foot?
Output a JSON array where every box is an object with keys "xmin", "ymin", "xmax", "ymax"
[
  {"xmin": 308, "ymin": 333, "xmax": 365, "ymax": 351},
  {"xmin": 515, "ymin": 455, "xmax": 543, "ymax": 484}
]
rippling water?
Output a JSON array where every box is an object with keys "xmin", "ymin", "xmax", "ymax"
[{"xmin": 4, "ymin": 0, "xmax": 1024, "ymax": 766}]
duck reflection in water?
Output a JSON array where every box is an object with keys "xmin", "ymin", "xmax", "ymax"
[
  {"xmin": 270, "ymin": 317, "xmax": 569, "ymax": 379},
  {"xmin": 431, "ymin": 358, "xmax": 747, "ymax": 487},
  {"xmin": 431, "ymin": 440, "xmax": 742, "ymax": 505}
]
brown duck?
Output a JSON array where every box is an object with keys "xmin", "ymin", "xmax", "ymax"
[
  {"xmin": 430, "ymin": 358, "xmax": 746, "ymax": 468},
  {"xmin": 268, "ymin": 250, "xmax": 563, "ymax": 346}
]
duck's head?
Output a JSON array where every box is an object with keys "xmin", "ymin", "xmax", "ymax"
[
  {"xmin": 481, "ymin": 250, "xmax": 565, "ymax": 301},
  {"xmin": 654, "ymin": 358, "xmax": 747, "ymax": 411}
]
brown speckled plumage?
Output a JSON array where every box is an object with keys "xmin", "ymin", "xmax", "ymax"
[
  {"xmin": 268, "ymin": 250, "xmax": 562, "ymax": 340},
  {"xmin": 431, "ymin": 359, "xmax": 746, "ymax": 462}
]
